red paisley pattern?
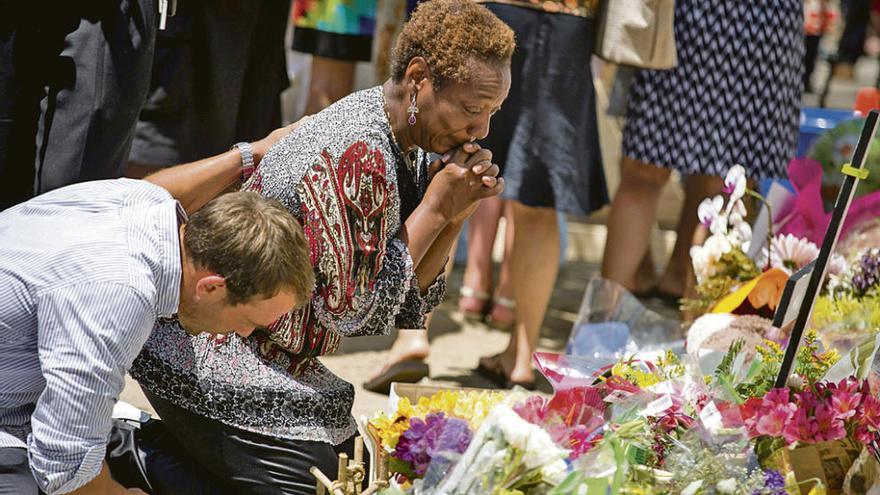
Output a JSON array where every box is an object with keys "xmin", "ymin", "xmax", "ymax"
[{"xmin": 246, "ymin": 141, "xmax": 395, "ymax": 375}]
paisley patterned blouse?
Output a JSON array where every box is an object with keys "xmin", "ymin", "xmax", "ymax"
[{"xmin": 131, "ymin": 86, "xmax": 446, "ymax": 445}]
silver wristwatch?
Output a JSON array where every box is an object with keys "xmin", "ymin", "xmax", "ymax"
[{"xmin": 231, "ymin": 142, "xmax": 255, "ymax": 182}]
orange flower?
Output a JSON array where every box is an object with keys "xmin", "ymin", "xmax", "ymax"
[
  {"xmin": 748, "ymin": 268, "xmax": 789, "ymax": 311},
  {"xmin": 712, "ymin": 268, "xmax": 790, "ymax": 313}
]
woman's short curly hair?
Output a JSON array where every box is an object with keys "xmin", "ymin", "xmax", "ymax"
[{"xmin": 390, "ymin": 0, "xmax": 515, "ymax": 87}]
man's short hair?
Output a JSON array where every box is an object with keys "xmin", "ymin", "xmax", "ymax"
[{"xmin": 184, "ymin": 191, "xmax": 314, "ymax": 306}]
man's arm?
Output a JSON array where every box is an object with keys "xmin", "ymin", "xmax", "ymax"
[
  {"xmin": 29, "ymin": 284, "xmax": 155, "ymax": 495},
  {"xmin": 145, "ymin": 119, "xmax": 308, "ymax": 214}
]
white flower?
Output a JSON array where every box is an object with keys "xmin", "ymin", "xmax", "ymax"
[
  {"xmin": 733, "ymin": 199, "xmax": 747, "ymax": 217},
  {"xmin": 769, "ymin": 234, "xmax": 819, "ymax": 274},
  {"xmin": 723, "ymin": 165, "xmax": 747, "ymax": 203},
  {"xmin": 716, "ymin": 478, "xmax": 737, "ymax": 493},
  {"xmin": 541, "ymin": 460, "xmax": 569, "ymax": 486},
  {"xmin": 698, "ymin": 196, "xmax": 724, "ymax": 227},
  {"xmin": 691, "ymin": 234, "xmax": 733, "ymax": 284},
  {"xmin": 492, "ymin": 406, "xmax": 567, "ymax": 470},
  {"xmin": 829, "ymin": 253, "xmax": 847, "ymax": 277},
  {"xmin": 731, "ymin": 221, "xmax": 753, "ymax": 246},
  {"xmin": 682, "ymin": 480, "xmax": 704, "ymax": 495}
]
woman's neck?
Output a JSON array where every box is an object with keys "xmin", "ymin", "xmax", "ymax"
[{"xmin": 382, "ymin": 80, "xmax": 418, "ymax": 153}]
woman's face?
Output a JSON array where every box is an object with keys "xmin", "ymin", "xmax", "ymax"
[{"xmin": 413, "ymin": 60, "xmax": 511, "ymax": 155}]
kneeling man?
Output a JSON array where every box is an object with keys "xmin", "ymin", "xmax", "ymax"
[{"xmin": 0, "ymin": 180, "xmax": 314, "ymax": 494}]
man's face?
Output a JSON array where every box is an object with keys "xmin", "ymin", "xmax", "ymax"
[{"xmin": 178, "ymin": 289, "xmax": 298, "ymax": 337}]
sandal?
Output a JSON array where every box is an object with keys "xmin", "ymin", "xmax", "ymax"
[
  {"xmin": 486, "ymin": 296, "xmax": 515, "ymax": 330},
  {"xmin": 363, "ymin": 359, "xmax": 430, "ymax": 395},
  {"xmin": 474, "ymin": 360, "xmax": 535, "ymax": 391},
  {"xmin": 458, "ymin": 286, "xmax": 491, "ymax": 321}
]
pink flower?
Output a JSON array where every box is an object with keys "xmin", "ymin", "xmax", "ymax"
[
  {"xmin": 755, "ymin": 389, "xmax": 796, "ymax": 437},
  {"xmin": 864, "ymin": 395, "xmax": 880, "ymax": 422},
  {"xmin": 514, "ymin": 396, "xmax": 548, "ymax": 424},
  {"xmin": 814, "ymin": 403, "xmax": 847, "ymax": 442},
  {"xmin": 794, "ymin": 389, "xmax": 820, "ymax": 412},
  {"xmin": 830, "ymin": 388, "xmax": 862, "ymax": 421},
  {"xmin": 739, "ymin": 397, "xmax": 764, "ymax": 437},
  {"xmin": 783, "ymin": 407, "xmax": 818, "ymax": 444},
  {"xmin": 756, "ymin": 404, "xmax": 796, "ymax": 437}
]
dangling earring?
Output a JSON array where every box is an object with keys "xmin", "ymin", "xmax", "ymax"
[{"xmin": 407, "ymin": 91, "xmax": 419, "ymax": 125}]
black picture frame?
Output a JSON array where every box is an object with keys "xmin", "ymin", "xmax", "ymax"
[{"xmin": 773, "ymin": 110, "xmax": 880, "ymax": 389}]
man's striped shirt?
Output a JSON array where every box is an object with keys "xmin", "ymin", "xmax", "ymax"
[{"xmin": 0, "ymin": 179, "xmax": 181, "ymax": 494}]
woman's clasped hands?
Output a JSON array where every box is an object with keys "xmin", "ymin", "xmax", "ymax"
[{"xmin": 424, "ymin": 142, "xmax": 504, "ymax": 225}]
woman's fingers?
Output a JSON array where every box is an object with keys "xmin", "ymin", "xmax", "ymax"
[
  {"xmin": 477, "ymin": 163, "xmax": 500, "ymax": 178},
  {"xmin": 478, "ymin": 177, "xmax": 504, "ymax": 197}
]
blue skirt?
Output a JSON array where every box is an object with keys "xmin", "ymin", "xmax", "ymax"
[{"xmin": 480, "ymin": 3, "xmax": 608, "ymax": 217}]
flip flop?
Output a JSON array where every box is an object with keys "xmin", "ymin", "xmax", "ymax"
[
  {"xmin": 633, "ymin": 287, "xmax": 681, "ymax": 308},
  {"xmin": 474, "ymin": 362, "xmax": 536, "ymax": 391},
  {"xmin": 363, "ymin": 359, "xmax": 430, "ymax": 395}
]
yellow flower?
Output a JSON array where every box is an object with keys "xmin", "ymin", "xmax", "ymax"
[
  {"xmin": 368, "ymin": 390, "xmax": 506, "ymax": 449},
  {"xmin": 369, "ymin": 413, "xmax": 410, "ymax": 449}
]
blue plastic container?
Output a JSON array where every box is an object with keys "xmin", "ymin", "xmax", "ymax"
[{"xmin": 797, "ymin": 107, "xmax": 856, "ymax": 157}]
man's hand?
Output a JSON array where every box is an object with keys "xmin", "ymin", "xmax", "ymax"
[{"xmin": 251, "ymin": 116, "xmax": 312, "ymax": 167}]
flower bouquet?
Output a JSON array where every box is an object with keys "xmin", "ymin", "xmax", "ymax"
[
  {"xmin": 366, "ymin": 387, "xmax": 506, "ymax": 486},
  {"xmin": 420, "ymin": 404, "xmax": 569, "ymax": 495},
  {"xmin": 813, "ymin": 248, "xmax": 880, "ymax": 351},
  {"xmin": 710, "ymin": 332, "xmax": 880, "ymax": 494}
]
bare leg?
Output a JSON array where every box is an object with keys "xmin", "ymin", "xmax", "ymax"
[
  {"xmin": 304, "ymin": 56, "xmax": 357, "ymax": 115},
  {"xmin": 486, "ymin": 200, "xmax": 515, "ymax": 327},
  {"xmin": 459, "ymin": 195, "xmax": 504, "ymax": 316},
  {"xmin": 656, "ymin": 174, "xmax": 723, "ymax": 297},
  {"xmin": 479, "ymin": 201, "xmax": 559, "ymax": 386},
  {"xmin": 601, "ymin": 156, "xmax": 671, "ymax": 292},
  {"xmin": 367, "ymin": 245, "xmax": 457, "ymax": 380}
]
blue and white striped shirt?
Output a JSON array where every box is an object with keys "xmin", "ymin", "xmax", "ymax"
[{"xmin": 0, "ymin": 179, "xmax": 182, "ymax": 494}]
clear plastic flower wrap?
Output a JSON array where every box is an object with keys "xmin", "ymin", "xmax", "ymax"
[
  {"xmin": 566, "ymin": 277, "xmax": 684, "ymax": 361},
  {"xmin": 414, "ymin": 404, "xmax": 569, "ymax": 495}
]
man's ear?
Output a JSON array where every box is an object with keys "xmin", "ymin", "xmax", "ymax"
[{"xmin": 194, "ymin": 275, "xmax": 226, "ymax": 300}]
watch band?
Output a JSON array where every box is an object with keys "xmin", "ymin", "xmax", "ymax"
[{"xmin": 231, "ymin": 142, "xmax": 255, "ymax": 182}]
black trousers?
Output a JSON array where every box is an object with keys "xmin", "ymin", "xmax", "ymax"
[
  {"xmin": 129, "ymin": 0, "xmax": 289, "ymax": 167},
  {"xmin": 837, "ymin": 0, "xmax": 871, "ymax": 65},
  {"xmin": 123, "ymin": 391, "xmax": 365, "ymax": 495},
  {"xmin": 0, "ymin": 1, "xmax": 157, "ymax": 209},
  {"xmin": 0, "ymin": 448, "xmax": 40, "ymax": 495}
]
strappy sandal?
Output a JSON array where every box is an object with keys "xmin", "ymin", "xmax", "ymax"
[
  {"xmin": 458, "ymin": 286, "xmax": 491, "ymax": 321},
  {"xmin": 486, "ymin": 296, "xmax": 515, "ymax": 331}
]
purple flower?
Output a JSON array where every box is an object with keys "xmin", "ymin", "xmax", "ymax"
[
  {"xmin": 392, "ymin": 413, "xmax": 472, "ymax": 477},
  {"xmin": 852, "ymin": 249, "xmax": 880, "ymax": 296},
  {"xmin": 752, "ymin": 470, "xmax": 786, "ymax": 495}
]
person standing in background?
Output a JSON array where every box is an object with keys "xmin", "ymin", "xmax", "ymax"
[
  {"xmin": 601, "ymin": 0, "xmax": 803, "ymax": 303},
  {"xmin": 804, "ymin": 0, "xmax": 838, "ymax": 93},
  {"xmin": 369, "ymin": 0, "xmax": 609, "ymax": 391},
  {"xmin": 126, "ymin": 0, "xmax": 291, "ymax": 178},
  {"xmin": 292, "ymin": 0, "xmax": 376, "ymax": 115},
  {"xmin": 0, "ymin": 1, "xmax": 158, "ymax": 209}
]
